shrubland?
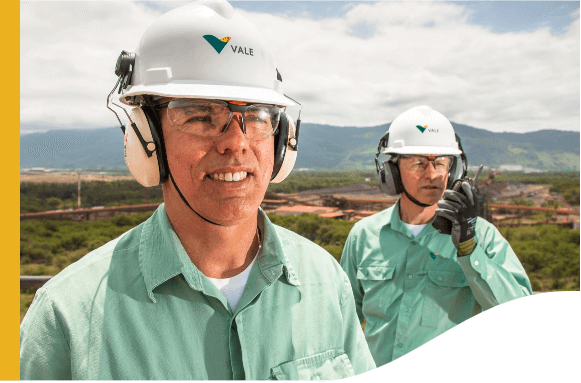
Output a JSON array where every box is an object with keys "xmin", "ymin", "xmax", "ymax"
[{"xmin": 20, "ymin": 211, "xmax": 579, "ymax": 321}]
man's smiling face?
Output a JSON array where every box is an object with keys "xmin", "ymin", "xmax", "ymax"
[{"xmin": 160, "ymin": 101, "xmax": 274, "ymax": 226}]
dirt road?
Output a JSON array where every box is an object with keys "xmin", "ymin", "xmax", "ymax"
[{"xmin": 20, "ymin": 172, "xmax": 135, "ymax": 184}]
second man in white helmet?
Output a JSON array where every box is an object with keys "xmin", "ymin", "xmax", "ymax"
[{"xmin": 340, "ymin": 105, "xmax": 532, "ymax": 367}]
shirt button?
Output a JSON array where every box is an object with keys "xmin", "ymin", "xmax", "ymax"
[
  {"xmin": 474, "ymin": 261, "xmax": 479, "ymax": 266},
  {"xmin": 437, "ymin": 276, "xmax": 443, "ymax": 281},
  {"xmin": 404, "ymin": 308, "xmax": 410, "ymax": 313},
  {"xmin": 396, "ymin": 343, "xmax": 403, "ymax": 348},
  {"xmin": 407, "ymin": 274, "xmax": 413, "ymax": 280}
]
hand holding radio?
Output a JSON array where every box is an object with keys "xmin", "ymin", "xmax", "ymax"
[{"xmin": 434, "ymin": 165, "xmax": 483, "ymax": 256}]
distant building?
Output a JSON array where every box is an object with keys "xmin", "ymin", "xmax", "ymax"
[
  {"xmin": 275, "ymin": 205, "xmax": 338, "ymax": 216},
  {"xmin": 499, "ymin": 165, "xmax": 524, "ymax": 172}
]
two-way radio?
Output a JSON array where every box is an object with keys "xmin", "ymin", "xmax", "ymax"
[{"xmin": 432, "ymin": 165, "xmax": 483, "ymax": 234}]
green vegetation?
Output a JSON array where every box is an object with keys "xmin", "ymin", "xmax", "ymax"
[
  {"xmin": 267, "ymin": 170, "xmax": 377, "ymax": 194},
  {"xmin": 20, "ymin": 212, "xmax": 154, "ymax": 277},
  {"xmin": 21, "ymin": 181, "xmax": 163, "ymax": 213},
  {"xmin": 20, "ymin": 212, "xmax": 579, "ymax": 321},
  {"xmin": 499, "ymin": 225, "xmax": 580, "ymax": 291},
  {"xmin": 267, "ymin": 213, "xmax": 356, "ymax": 260}
]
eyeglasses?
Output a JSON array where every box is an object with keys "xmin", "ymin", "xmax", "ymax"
[
  {"xmin": 156, "ymin": 99, "xmax": 284, "ymax": 141},
  {"xmin": 398, "ymin": 155, "xmax": 453, "ymax": 174}
]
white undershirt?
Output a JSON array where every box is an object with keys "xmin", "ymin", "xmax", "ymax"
[
  {"xmin": 404, "ymin": 223, "xmax": 427, "ymax": 237},
  {"xmin": 206, "ymin": 247, "xmax": 259, "ymax": 311}
]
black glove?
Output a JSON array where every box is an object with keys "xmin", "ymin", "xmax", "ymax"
[{"xmin": 435, "ymin": 181, "xmax": 479, "ymax": 256}]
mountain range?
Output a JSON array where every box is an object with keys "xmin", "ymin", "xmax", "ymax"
[{"xmin": 20, "ymin": 122, "xmax": 580, "ymax": 171}]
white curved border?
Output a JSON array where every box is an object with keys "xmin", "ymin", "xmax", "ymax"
[{"xmin": 351, "ymin": 292, "xmax": 580, "ymax": 382}]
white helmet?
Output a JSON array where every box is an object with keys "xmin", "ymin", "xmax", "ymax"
[
  {"xmin": 375, "ymin": 105, "xmax": 467, "ymax": 199},
  {"xmin": 108, "ymin": 0, "xmax": 300, "ymax": 190},
  {"xmin": 383, "ymin": 105, "xmax": 462, "ymax": 155},
  {"xmin": 119, "ymin": 0, "xmax": 292, "ymax": 107}
]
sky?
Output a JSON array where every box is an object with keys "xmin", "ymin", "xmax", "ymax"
[{"xmin": 20, "ymin": 1, "xmax": 580, "ymax": 134}]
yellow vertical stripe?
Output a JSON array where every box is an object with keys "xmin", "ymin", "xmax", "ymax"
[{"xmin": 2, "ymin": 0, "xmax": 20, "ymax": 379}]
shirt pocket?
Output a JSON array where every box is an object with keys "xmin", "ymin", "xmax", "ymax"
[
  {"xmin": 270, "ymin": 349, "xmax": 355, "ymax": 380},
  {"xmin": 421, "ymin": 270, "xmax": 471, "ymax": 329},
  {"xmin": 356, "ymin": 265, "xmax": 396, "ymax": 322}
]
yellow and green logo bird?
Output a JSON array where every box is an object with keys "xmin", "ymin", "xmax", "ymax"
[{"xmin": 203, "ymin": 35, "xmax": 231, "ymax": 54}]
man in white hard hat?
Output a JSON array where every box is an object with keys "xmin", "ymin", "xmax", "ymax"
[
  {"xmin": 20, "ymin": 1, "xmax": 375, "ymax": 379},
  {"xmin": 340, "ymin": 105, "xmax": 532, "ymax": 367}
]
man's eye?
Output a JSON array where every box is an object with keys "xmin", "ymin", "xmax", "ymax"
[
  {"xmin": 246, "ymin": 112, "xmax": 270, "ymax": 123},
  {"xmin": 186, "ymin": 115, "xmax": 212, "ymax": 123}
]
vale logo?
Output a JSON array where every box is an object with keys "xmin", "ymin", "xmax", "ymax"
[
  {"xmin": 416, "ymin": 124, "xmax": 439, "ymax": 133},
  {"xmin": 203, "ymin": 35, "xmax": 231, "ymax": 54},
  {"xmin": 430, "ymin": 252, "xmax": 439, "ymax": 260}
]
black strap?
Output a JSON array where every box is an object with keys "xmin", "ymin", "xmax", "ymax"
[
  {"xmin": 169, "ymin": 172, "xmax": 221, "ymax": 226},
  {"xmin": 402, "ymin": 188, "xmax": 433, "ymax": 208}
]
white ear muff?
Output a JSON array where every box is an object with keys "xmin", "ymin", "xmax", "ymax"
[
  {"xmin": 124, "ymin": 107, "xmax": 161, "ymax": 187},
  {"xmin": 270, "ymin": 114, "xmax": 297, "ymax": 184}
]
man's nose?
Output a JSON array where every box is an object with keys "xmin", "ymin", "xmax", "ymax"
[
  {"xmin": 216, "ymin": 114, "xmax": 249, "ymax": 154},
  {"xmin": 423, "ymin": 161, "xmax": 440, "ymax": 178}
]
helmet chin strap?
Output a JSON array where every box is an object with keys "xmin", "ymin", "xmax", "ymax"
[
  {"xmin": 168, "ymin": 171, "xmax": 222, "ymax": 227},
  {"xmin": 402, "ymin": 187, "xmax": 433, "ymax": 208}
]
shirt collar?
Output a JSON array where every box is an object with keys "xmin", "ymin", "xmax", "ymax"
[
  {"xmin": 257, "ymin": 207, "xmax": 301, "ymax": 287},
  {"xmin": 385, "ymin": 198, "xmax": 437, "ymax": 239},
  {"xmin": 138, "ymin": 204, "xmax": 300, "ymax": 303}
]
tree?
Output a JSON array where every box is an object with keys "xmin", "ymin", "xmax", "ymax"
[{"xmin": 46, "ymin": 197, "xmax": 63, "ymax": 210}]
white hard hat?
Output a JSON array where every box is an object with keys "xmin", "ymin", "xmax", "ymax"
[
  {"xmin": 119, "ymin": 0, "xmax": 293, "ymax": 107},
  {"xmin": 384, "ymin": 105, "xmax": 462, "ymax": 155}
]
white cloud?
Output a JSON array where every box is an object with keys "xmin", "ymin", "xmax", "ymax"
[
  {"xmin": 20, "ymin": 1, "xmax": 161, "ymax": 130},
  {"xmin": 20, "ymin": 1, "xmax": 580, "ymax": 134}
]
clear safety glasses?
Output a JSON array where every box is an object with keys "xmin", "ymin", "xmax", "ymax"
[
  {"xmin": 398, "ymin": 155, "xmax": 453, "ymax": 174},
  {"xmin": 156, "ymin": 99, "xmax": 284, "ymax": 141}
]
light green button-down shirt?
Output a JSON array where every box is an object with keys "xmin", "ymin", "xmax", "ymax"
[
  {"xmin": 340, "ymin": 200, "xmax": 532, "ymax": 367},
  {"xmin": 21, "ymin": 204, "xmax": 375, "ymax": 380}
]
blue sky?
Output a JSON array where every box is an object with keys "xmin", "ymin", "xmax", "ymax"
[
  {"xmin": 21, "ymin": 1, "xmax": 580, "ymax": 133},
  {"xmin": 229, "ymin": 1, "xmax": 580, "ymax": 35}
]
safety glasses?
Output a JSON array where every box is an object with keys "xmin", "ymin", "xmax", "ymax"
[
  {"xmin": 156, "ymin": 99, "xmax": 283, "ymax": 141},
  {"xmin": 398, "ymin": 155, "xmax": 453, "ymax": 174}
]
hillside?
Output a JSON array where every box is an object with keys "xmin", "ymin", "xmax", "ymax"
[
  {"xmin": 20, "ymin": 122, "xmax": 580, "ymax": 171},
  {"xmin": 295, "ymin": 122, "xmax": 580, "ymax": 170}
]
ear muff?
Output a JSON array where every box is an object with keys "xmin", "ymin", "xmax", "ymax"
[
  {"xmin": 447, "ymin": 157, "xmax": 458, "ymax": 189},
  {"xmin": 377, "ymin": 157, "xmax": 404, "ymax": 196},
  {"xmin": 140, "ymin": 99, "xmax": 170, "ymax": 183},
  {"xmin": 446, "ymin": 134, "xmax": 467, "ymax": 188},
  {"xmin": 270, "ymin": 112, "xmax": 298, "ymax": 183},
  {"xmin": 124, "ymin": 107, "xmax": 161, "ymax": 187},
  {"xmin": 271, "ymin": 112, "xmax": 288, "ymax": 181},
  {"xmin": 123, "ymin": 94, "xmax": 171, "ymax": 188}
]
